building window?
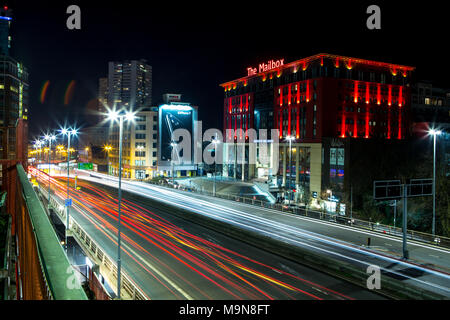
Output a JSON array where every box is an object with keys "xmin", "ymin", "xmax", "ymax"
[
  {"xmin": 135, "ymin": 151, "xmax": 145, "ymax": 157},
  {"xmin": 135, "ymin": 160, "xmax": 145, "ymax": 166},
  {"xmin": 135, "ymin": 133, "xmax": 146, "ymax": 139}
]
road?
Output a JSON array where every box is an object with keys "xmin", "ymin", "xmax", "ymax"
[
  {"xmin": 73, "ymin": 171, "xmax": 450, "ymax": 299},
  {"xmin": 33, "ymin": 168, "xmax": 384, "ymax": 300}
]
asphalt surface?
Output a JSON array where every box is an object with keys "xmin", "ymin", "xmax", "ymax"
[
  {"xmin": 46, "ymin": 175, "xmax": 385, "ymax": 300},
  {"xmin": 74, "ymin": 171, "xmax": 450, "ymax": 299}
]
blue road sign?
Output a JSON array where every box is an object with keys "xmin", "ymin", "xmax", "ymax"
[{"xmin": 65, "ymin": 198, "xmax": 72, "ymax": 206}]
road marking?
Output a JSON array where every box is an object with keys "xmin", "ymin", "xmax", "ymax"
[
  {"xmin": 77, "ymin": 174, "xmax": 450, "ymax": 281},
  {"xmin": 429, "ymin": 254, "xmax": 440, "ymax": 259},
  {"xmin": 312, "ymin": 287, "xmax": 328, "ymax": 295},
  {"xmin": 121, "ymin": 241, "xmax": 194, "ymax": 300},
  {"xmin": 272, "ymin": 269, "xmax": 282, "ymax": 274}
]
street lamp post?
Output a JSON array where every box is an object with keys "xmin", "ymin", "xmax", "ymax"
[
  {"xmin": 170, "ymin": 142, "xmax": 178, "ymax": 186},
  {"xmin": 136, "ymin": 145, "xmax": 144, "ymax": 180},
  {"xmin": 286, "ymin": 136, "xmax": 295, "ymax": 205},
  {"xmin": 104, "ymin": 145, "xmax": 112, "ymax": 175},
  {"xmin": 107, "ymin": 108, "xmax": 136, "ymax": 300},
  {"xmin": 44, "ymin": 133, "xmax": 56, "ymax": 212},
  {"xmin": 60, "ymin": 128, "xmax": 78, "ymax": 251},
  {"xmin": 212, "ymin": 136, "xmax": 220, "ymax": 197},
  {"xmin": 430, "ymin": 129, "xmax": 442, "ymax": 237}
]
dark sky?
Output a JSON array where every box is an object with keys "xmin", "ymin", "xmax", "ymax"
[{"xmin": 6, "ymin": 0, "xmax": 449, "ymax": 138}]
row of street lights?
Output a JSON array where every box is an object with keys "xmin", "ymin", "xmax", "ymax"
[
  {"xmin": 33, "ymin": 108, "xmax": 132, "ymax": 300},
  {"xmin": 106, "ymin": 108, "xmax": 137, "ymax": 300},
  {"xmin": 284, "ymin": 128, "xmax": 442, "ymax": 238},
  {"xmin": 32, "ymin": 128, "xmax": 78, "ymax": 249}
]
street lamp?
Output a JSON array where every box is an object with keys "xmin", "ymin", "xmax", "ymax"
[
  {"xmin": 33, "ymin": 140, "xmax": 41, "ymax": 166},
  {"xmin": 85, "ymin": 146, "xmax": 90, "ymax": 163},
  {"xmin": 429, "ymin": 128, "xmax": 442, "ymax": 237},
  {"xmin": 212, "ymin": 136, "xmax": 220, "ymax": 196},
  {"xmin": 44, "ymin": 133, "xmax": 56, "ymax": 212},
  {"xmin": 170, "ymin": 142, "xmax": 178, "ymax": 186},
  {"xmin": 136, "ymin": 145, "xmax": 144, "ymax": 180},
  {"xmin": 106, "ymin": 108, "xmax": 136, "ymax": 300},
  {"xmin": 103, "ymin": 145, "xmax": 112, "ymax": 175},
  {"xmin": 286, "ymin": 136, "xmax": 295, "ymax": 205},
  {"xmin": 35, "ymin": 139, "xmax": 43, "ymax": 164},
  {"xmin": 60, "ymin": 127, "xmax": 78, "ymax": 251}
]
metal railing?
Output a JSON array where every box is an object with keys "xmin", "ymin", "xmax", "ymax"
[
  {"xmin": 41, "ymin": 184, "xmax": 147, "ymax": 300},
  {"xmin": 15, "ymin": 164, "xmax": 87, "ymax": 300},
  {"xmin": 147, "ymin": 179, "xmax": 450, "ymax": 249}
]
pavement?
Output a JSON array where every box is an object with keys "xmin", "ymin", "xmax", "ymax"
[{"xmin": 44, "ymin": 174, "xmax": 385, "ymax": 300}]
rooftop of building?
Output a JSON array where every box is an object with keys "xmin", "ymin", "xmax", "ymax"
[{"xmin": 220, "ymin": 53, "xmax": 416, "ymax": 88}]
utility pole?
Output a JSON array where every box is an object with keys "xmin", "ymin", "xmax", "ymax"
[
  {"xmin": 350, "ymin": 184, "xmax": 353, "ymax": 222},
  {"xmin": 402, "ymin": 184, "xmax": 409, "ymax": 259}
]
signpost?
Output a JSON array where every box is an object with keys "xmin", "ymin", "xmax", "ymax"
[
  {"xmin": 78, "ymin": 162, "xmax": 93, "ymax": 170},
  {"xmin": 373, "ymin": 179, "xmax": 433, "ymax": 259}
]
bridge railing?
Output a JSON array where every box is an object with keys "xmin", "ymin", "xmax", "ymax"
[
  {"xmin": 38, "ymin": 181, "xmax": 147, "ymax": 300},
  {"xmin": 147, "ymin": 179, "xmax": 450, "ymax": 249},
  {"xmin": 12, "ymin": 164, "xmax": 87, "ymax": 300}
]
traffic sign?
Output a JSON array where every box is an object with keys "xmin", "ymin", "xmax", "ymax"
[
  {"xmin": 65, "ymin": 198, "xmax": 72, "ymax": 206},
  {"xmin": 407, "ymin": 179, "xmax": 433, "ymax": 197},
  {"xmin": 373, "ymin": 180, "xmax": 402, "ymax": 200}
]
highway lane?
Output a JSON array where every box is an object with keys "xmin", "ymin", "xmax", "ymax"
[
  {"xmin": 76, "ymin": 171, "xmax": 450, "ymax": 298},
  {"xmin": 32, "ymin": 169, "xmax": 384, "ymax": 300}
]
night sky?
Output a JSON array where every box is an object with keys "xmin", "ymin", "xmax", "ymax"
[{"xmin": 5, "ymin": 0, "xmax": 449, "ymax": 138}]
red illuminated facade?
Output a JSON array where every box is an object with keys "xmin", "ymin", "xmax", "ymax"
[
  {"xmin": 221, "ymin": 53, "xmax": 415, "ymax": 142},
  {"xmin": 220, "ymin": 54, "xmax": 415, "ymax": 206}
]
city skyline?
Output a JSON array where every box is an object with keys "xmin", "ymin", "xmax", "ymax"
[
  {"xmin": 1, "ymin": 0, "xmax": 450, "ymax": 305},
  {"xmin": 6, "ymin": 1, "xmax": 450, "ymax": 137}
]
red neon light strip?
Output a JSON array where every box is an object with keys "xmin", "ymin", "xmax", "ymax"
[
  {"xmin": 306, "ymin": 81, "xmax": 310, "ymax": 102},
  {"xmin": 399, "ymin": 86, "xmax": 403, "ymax": 107},
  {"xmin": 296, "ymin": 105, "xmax": 300, "ymax": 139},
  {"xmin": 377, "ymin": 84, "xmax": 381, "ymax": 105},
  {"xmin": 341, "ymin": 114, "xmax": 346, "ymax": 138},
  {"xmin": 354, "ymin": 81, "xmax": 358, "ymax": 102},
  {"xmin": 288, "ymin": 85, "xmax": 291, "ymax": 136},
  {"xmin": 388, "ymin": 85, "xmax": 392, "ymax": 106},
  {"xmin": 365, "ymin": 83, "xmax": 370, "ymax": 104},
  {"xmin": 365, "ymin": 106, "xmax": 369, "ymax": 138},
  {"xmin": 279, "ymin": 110, "xmax": 283, "ymax": 139},
  {"xmin": 280, "ymin": 86, "xmax": 283, "ymax": 107}
]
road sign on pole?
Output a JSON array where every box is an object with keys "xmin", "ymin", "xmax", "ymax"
[
  {"xmin": 407, "ymin": 179, "xmax": 433, "ymax": 197},
  {"xmin": 373, "ymin": 178, "xmax": 433, "ymax": 259},
  {"xmin": 65, "ymin": 198, "xmax": 72, "ymax": 206},
  {"xmin": 373, "ymin": 180, "xmax": 402, "ymax": 200}
]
